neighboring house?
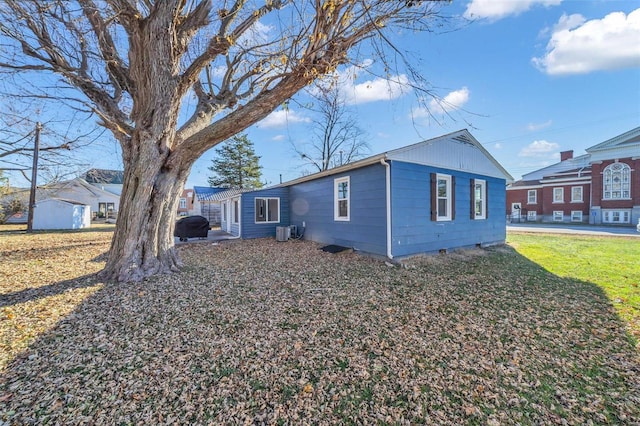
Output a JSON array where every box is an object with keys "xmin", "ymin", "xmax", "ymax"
[
  {"xmin": 507, "ymin": 127, "xmax": 640, "ymax": 226},
  {"xmin": 193, "ymin": 186, "xmax": 226, "ymax": 225},
  {"xmin": 178, "ymin": 189, "xmax": 195, "ymax": 217},
  {"xmin": 43, "ymin": 177, "xmax": 121, "ymax": 218},
  {"xmin": 214, "ymin": 129, "xmax": 513, "ymax": 259},
  {"xmin": 32, "ymin": 198, "xmax": 91, "ymax": 230}
]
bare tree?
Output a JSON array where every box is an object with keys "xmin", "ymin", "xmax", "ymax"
[
  {"xmin": 296, "ymin": 80, "xmax": 369, "ymax": 172},
  {"xmin": 0, "ymin": 0, "xmax": 451, "ymax": 282},
  {"xmin": 0, "ymin": 104, "xmax": 98, "ymax": 184}
]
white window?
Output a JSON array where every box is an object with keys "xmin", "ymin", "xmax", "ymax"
[
  {"xmin": 603, "ymin": 162, "xmax": 631, "ymax": 200},
  {"xmin": 233, "ymin": 199, "xmax": 239, "ymax": 224},
  {"xmin": 527, "ymin": 211, "xmax": 537, "ymax": 221},
  {"xmin": 437, "ymin": 174, "xmax": 452, "ymax": 221},
  {"xmin": 603, "ymin": 210, "xmax": 631, "ymax": 224},
  {"xmin": 553, "ymin": 211, "xmax": 563, "ymax": 221},
  {"xmin": 334, "ymin": 176, "xmax": 350, "ymax": 221},
  {"xmin": 571, "ymin": 186, "xmax": 583, "ymax": 202},
  {"xmin": 474, "ymin": 179, "xmax": 486, "ymax": 219},
  {"xmin": 179, "ymin": 198, "xmax": 187, "ymax": 209},
  {"xmin": 527, "ymin": 190, "xmax": 537, "ymax": 204},
  {"xmin": 571, "ymin": 211, "xmax": 583, "ymax": 222},
  {"xmin": 553, "ymin": 187, "xmax": 564, "ymax": 203},
  {"xmin": 255, "ymin": 197, "xmax": 280, "ymax": 223}
]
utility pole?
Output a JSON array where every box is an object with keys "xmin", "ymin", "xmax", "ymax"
[{"xmin": 26, "ymin": 122, "xmax": 41, "ymax": 233}]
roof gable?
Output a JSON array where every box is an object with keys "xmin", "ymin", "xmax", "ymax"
[
  {"xmin": 385, "ymin": 130, "xmax": 513, "ymax": 181},
  {"xmin": 280, "ymin": 129, "xmax": 512, "ymax": 188},
  {"xmin": 586, "ymin": 126, "xmax": 640, "ymax": 152}
]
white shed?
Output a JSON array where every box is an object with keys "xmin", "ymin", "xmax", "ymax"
[{"xmin": 32, "ymin": 198, "xmax": 91, "ymax": 230}]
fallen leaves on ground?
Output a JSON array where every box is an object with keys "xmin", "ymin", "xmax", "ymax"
[{"xmin": 0, "ymin": 231, "xmax": 638, "ymax": 425}]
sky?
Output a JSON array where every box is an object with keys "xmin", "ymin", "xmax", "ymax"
[
  {"xmin": 186, "ymin": 0, "xmax": 640, "ymax": 188},
  {"xmin": 4, "ymin": 0, "xmax": 638, "ymax": 189}
]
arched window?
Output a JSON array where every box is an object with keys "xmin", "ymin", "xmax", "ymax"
[{"xmin": 603, "ymin": 162, "xmax": 631, "ymax": 199}]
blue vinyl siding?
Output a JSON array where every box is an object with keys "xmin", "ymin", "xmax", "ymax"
[
  {"xmin": 390, "ymin": 161, "xmax": 506, "ymax": 257},
  {"xmin": 289, "ymin": 164, "xmax": 387, "ymax": 255},
  {"xmin": 240, "ymin": 188, "xmax": 290, "ymax": 239}
]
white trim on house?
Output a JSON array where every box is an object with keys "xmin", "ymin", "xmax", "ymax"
[
  {"xmin": 255, "ymin": 197, "xmax": 280, "ymax": 224},
  {"xmin": 334, "ymin": 176, "xmax": 350, "ymax": 221},
  {"xmin": 436, "ymin": 173, "xmax": 452, "ymax": 221},
  {"xmin": 474, "ymin": 179, "xmax": 486, "ymax": 220}
]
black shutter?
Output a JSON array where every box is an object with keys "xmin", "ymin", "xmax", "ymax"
[
  {"xmin": 470, "ymin": 179, "xmax": 476, "ymax": 220},
  {"xmin": 430, "ymin": 173, "xmax": 437, "ymax": 221},
  {"xmin": 485, "ymin": 181, "xmax": 489, "ymax": 219},
  {"xmin": 451, "ymin": 175, "xmax": 456, "ymax": 220}
]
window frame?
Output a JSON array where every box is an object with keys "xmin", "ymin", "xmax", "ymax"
[
  {"xmin": 527, "ymin": 189, "xmax": 537, "ymax": 204},
  {"xmin": 473, "ymin": 179, "xmax": 486, "ymax": 220},
  {"xmin": 232, "ymin": 199, "xmax": 239, "ymax": 224},
  {"xmin": 571, "ymin": 186, "xmax": 583, "ymax": 203},
  {"xmin": 603, "ymin": 162, "xmax": 631, "ymax": 200},
  {"xmin": 553, "ymin": 211, "xmax": 563, "ymax": 222},
  {"xmin": 179, "ymin": 198, "xmax": 187, "ymax": 209},
  {"xmin": 436, "ymin": 174, "xmax": 452, "ymax": 221},
  {"xmin": 334, "ymin": 176, "xmax": 350, "ymax": 221},
  {"xmin": 255, "ymin": 197, "xmax": 280, "ymax": 224},
  {"xmin": 527, "ymin": 211, "xmax": 537, "ymax": 221},
  {"xmin": 571, "ymin": 211, "xmax": 583, "ymax": 222},
  {"xmin": 553, "ymin": 187, "xmax": 564, "ymax": 203}
]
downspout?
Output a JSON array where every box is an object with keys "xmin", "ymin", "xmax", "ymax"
[{"xmin": 380, "ymin": 158, "xmax": 393, "ymax": 259}]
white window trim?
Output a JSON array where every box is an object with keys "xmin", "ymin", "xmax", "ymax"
[
  {"xmin": 571, "ymin": 186, "xmax": 583, "ymax": 203},
  {"xmin": 553, "ymin": 211, "xmax": 563, "ymax": 222},
  {"xmin": 232, "ymin": 199, "xmax": 239, "ymax": 224},
  {"xmin": 552, "ymin": 187, "xmax": 564, "ymax": 203},
  {"xmin": 179, "ymin": 198, "xmax": 187, "ymax": 209},
  {"xmin": 474, "ymin": 179, "xmax": 486, "ymax": 220},
  {"xmin": 527, "ymin": 211, "xmax": 537, "ymax": 221},
  {"xmin": 437, "ymin": 173, "xmax": 452, "ymax": 221},
  {"xmin": 603, "ymin": 162, "xmax": 631, "ymax": 200},
  {"xmin": 334, "ymin": 176, "xmax": 350, "ymax": 221},
  {"xmin": 527, "ymin": 189, "xmax": 537, "ymax": 204},
  {"xmin": 255, "ymin": 197, "xmax": 280, "ymax": 224},
  {"xmin": 571, "ymin": 211, "xmax": 583, "ymax": 222}
]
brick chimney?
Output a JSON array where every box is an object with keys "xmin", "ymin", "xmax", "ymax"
[{"xmin": 560, "ymin": 150, "xmax": 573, "ymax": 161}]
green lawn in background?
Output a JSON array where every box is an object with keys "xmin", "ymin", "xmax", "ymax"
[{"xmin": 507, "ymin": 232, "xmax": 640, "ymax": 342}]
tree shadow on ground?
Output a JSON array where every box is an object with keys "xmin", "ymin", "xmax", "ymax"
[
  {"xmin": 0, "ymin": 240, "xmax": 638, "ymax": 425},
  {"xmin": 0, "ymin": 273, "xmax": 99, "ymax": 308}
]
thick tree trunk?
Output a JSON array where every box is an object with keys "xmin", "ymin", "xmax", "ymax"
[{"xmin": 99, "ymin": 139, "xmax": 189, "ymax": 283}]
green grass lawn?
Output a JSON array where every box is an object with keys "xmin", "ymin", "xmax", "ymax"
[{"xmin": 508, "ymin": 232, "xmax": 640, "ymax": 344}]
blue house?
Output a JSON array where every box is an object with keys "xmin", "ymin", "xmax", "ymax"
[{"xmin": 213, "ymin": 129, "xmax": 513, "ymax": 259}]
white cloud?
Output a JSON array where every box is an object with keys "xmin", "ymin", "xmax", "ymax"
[
  {"xmin": 533, "ymin": 9, "xmax": 640, "ymax": 75},
  {"xmin": 271, "ymin": 134, "xmax": 286, "ymax": 141},
  {"xmin": 256, "ymin": 109, "xmax": 310, "ymax": 129},
  {"xmin": 518, "ymin": 140, "xmax": 559, "ymax": 157},
  {"xmin": 413, "ymin": 87, "xmax": 470, "ymax": 117},
  {"xmin": 313, "ymin": 61, "xmax": 411, "ymax": 105},
  {"xmin": 340, "ymin": 73, "xmax": 410, "ymax": 105},
  {"xmin": 464, "ymin": 0, "xmax": 562, "ymax": 21},
  {"xmin": 494, "ymin": 143, "xmax": 503, "ymax": 149},
  {"xmin": 527, "ymin": 120, "xmax": 553, "ymax": 131}
]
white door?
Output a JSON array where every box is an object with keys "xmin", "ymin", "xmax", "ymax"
[{"xmin": 511, "ymin": 203, "xmax": 521, "ymax": 221}]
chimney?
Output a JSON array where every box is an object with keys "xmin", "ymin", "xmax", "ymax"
[{"xmin": 560, "ymin": 150, "xmax": 573, "ymax": 161}]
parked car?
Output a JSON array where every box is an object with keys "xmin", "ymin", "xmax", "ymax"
[
  {"xmin": 637, "ymin": 218, "xmax": 640, "ymax": 233},
  {"xmin": 174, "ymin": 215, "xmax": 209, "ymax": 241}
]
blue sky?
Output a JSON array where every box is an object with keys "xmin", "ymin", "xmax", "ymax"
[
  {"xmin": 5, "ymin": 1, "xmax": 637, "ymax": 189},
  {"xmin": 186, "ymin": 0, "xmax": 640, "ymax": 187}
]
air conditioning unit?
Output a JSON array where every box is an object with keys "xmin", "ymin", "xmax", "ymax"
[{"xmin": 276, "ymin": 226, "xmax": 290, "ymax": 242}]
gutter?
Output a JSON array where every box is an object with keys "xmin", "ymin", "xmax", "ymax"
[{"xmin": 380, "ymin": 158, "xmax": 393, "ymax": 259}]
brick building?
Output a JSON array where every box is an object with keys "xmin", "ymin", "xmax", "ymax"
[{"xmin": 507, "ymin": 127, "xmax": 640, "ymax": 226}]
